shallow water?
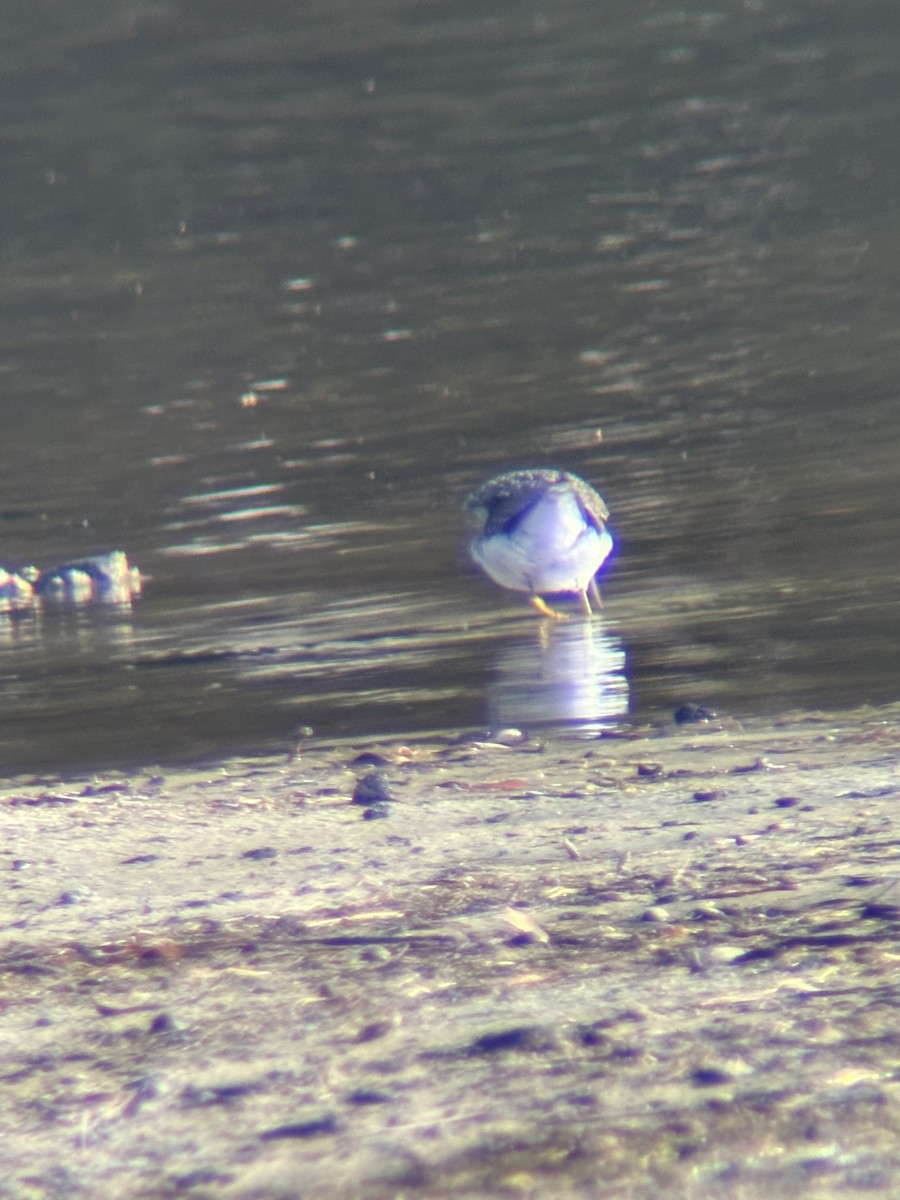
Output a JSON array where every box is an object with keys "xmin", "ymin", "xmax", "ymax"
[{"xmin": 0, "ymin": 0, "xmax": 898, "ymax": 773}]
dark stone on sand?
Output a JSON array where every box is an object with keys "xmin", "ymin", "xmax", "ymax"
[
  {"xmin": 241, "ymin": 846, "xmax": 278, "ymax": 860},
  {"xmin": 352, "ymin": 771, "xmax": 394, "ymax": 805},
  {"xmin": 861, "ymin": 902, "xmax": 900, "ymax": 920},
  {"xmin": 467, "ymin": 1026, "xmax": 552, "ymax": 1055},
  {"xmin": 349, "ymin": 751, "xmax": 390, "ymax": 766},
  {"xmin": 148, "ymin": 1012, "xmax": 179, "ymax": 1035},
  {"xmin": 361, "ymin": 802, "xmax": 390, "ymax": 820},
  {"xmin": 636, "ymin": 762, "xmax": 663, "ymax": 778},
  {"xmin": 691, "ymin": 1066, "xmax": 733, "ymax": 1086}
]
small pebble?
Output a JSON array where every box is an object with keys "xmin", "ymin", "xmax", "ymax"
[
  {"xmin": 468, "ymin": 1026, "xmax": 550, "ymax": 1055},
  {"xmin": 491, "ymin": 727, "xmax": 527, "ymax": 746},
  {"xmin": 241, "ymin": 846, "xmax": 278, "ymax": 860},
  {"xmin": 148, "ymin": 1012, "xmax": 179, "ymax": 1035},
  {"xmin": 636, "ymin": 763, "xmax": 663, "ymax": 778},
  {"xmin": 774, "ymin": 796, "xmax": 800, "ymax": 808},
  {"xmin": 691, "ymin": 1066, "xmax": 732, "ymax": 1086},
  {"xmin": 674, "ymin": 703, "xmax": 717, "ymax": 724},
  {"xmin": 352, "ymin": 771, "xmax": 394, "ymax": 805},
  {"xmin": 704, "ymin": 945, "xmax": 746, "ymax": 964},
  {"xmin": 639, "ymin": 905, "xmax": 670, "ymax": 923},
  {"xmin": 362, "ymin": 802, "xmax": 390, "ymax": 820},
  {"xmin": 349, "ymin": 751, "xmax": 389, "ymax": 767}
]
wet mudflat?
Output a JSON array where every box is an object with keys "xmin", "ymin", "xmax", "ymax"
[{"xmin": 3, "ymin": 704, "xmax": 900, "ymax": 1199}]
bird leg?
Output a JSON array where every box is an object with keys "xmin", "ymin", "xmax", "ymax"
[{"xmin": 529, "ymin": 594, "xmax": 566, "ymax": 620}]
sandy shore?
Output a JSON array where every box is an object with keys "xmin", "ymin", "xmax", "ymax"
[{"xmin": 2, "ymin": 705, "xmax": 900, "ymax": 1199}]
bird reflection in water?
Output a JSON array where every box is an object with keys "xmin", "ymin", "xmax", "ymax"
[{"xmin": 487, "ymin": 617, "xmax": 628, "ymax": 735}]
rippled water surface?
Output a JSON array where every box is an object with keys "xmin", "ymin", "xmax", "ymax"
[{"xmin": 1, "ymin": 0, "xmax": 898, "ymax": 773}]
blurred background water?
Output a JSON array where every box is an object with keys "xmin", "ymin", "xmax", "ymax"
[{"xmin": 0, "ymin": 0, "xmax": 898, "ymax": 774}]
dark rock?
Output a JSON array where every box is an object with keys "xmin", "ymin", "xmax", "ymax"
[
  {"xmin": 674, "ymin": 704, "xmax": 717, "ymax": 724},
  {"xmin": 467, "ymin": 1026, "xmax": 551, "ymax": 1055},
  {"xmin": 241, "ymin": 846, "xmax": 278, "ymax": 860},
  {"xmin": 361, "ymin": 803, "xmax": 390, "ymax": 820},
  {"xmin": 352, "ymin": 771, "xmax": 394, "ymax": 805},
  {"xmin": 690, "ymin": 1066, "xmax": 732, "ymax": 1086},
  {"xmin": 861, "ymin": 902, "xmax": 900, "ymax": 920},
  {"xmin": 147, "ymin": 1012, "xmax": 179, "ymax": 1035},
  {"xmin": 349, "ymin": 751, "xmax": 390, "ymax": 767}
]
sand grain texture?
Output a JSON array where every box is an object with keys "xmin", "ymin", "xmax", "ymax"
[{"xmin": 2, "ymin": 708, "xmax": 900, "ymax": 1199}]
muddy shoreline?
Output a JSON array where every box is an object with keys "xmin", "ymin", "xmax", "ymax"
[{"xmin": 3, "ymin": 705, "xmax": 900, "ymax": 1199}]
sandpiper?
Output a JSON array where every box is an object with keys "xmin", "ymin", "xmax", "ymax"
[{"xmin": 465, "ymin": 468, "xmax": 613, "ymax": 617}]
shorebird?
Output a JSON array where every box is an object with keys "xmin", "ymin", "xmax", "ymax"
[{"xmin": 465, "ymin": 468, "xmax": 613, "ymax": 617}]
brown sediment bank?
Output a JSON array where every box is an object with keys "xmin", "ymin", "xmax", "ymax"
[{"xmin": 2, "ymin": 706, "xmax": 900, "ymax": 1199}]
